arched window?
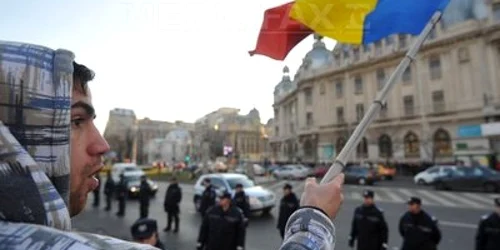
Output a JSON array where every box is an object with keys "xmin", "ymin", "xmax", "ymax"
[
  {"xmin": 379, "ymin": 134, "xmax": 393, "ymax": 158},
  {"xmin": 404, "ymin": 131, "xmax": 420, "ymax": 157},
  {"xmin": 304, "ymin": 139, "xmax": 313, "ymax": 157},
  {"xmin": 434, "ymin": 128, "xmax": 452, "ymax": 156},
  {"xmin": 336, "ymin": 137, "xmax": 346, "ymax": 154},
  {"xmin": 357, "ymin": 137, "xmax": 368, "ymax": 158}
]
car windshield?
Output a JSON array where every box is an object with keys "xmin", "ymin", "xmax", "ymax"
[
  {"xmin": 124, "ymin": 174, "xmax": 143, "ymax": 182},
  {"xmin": 226, "ymin": 177, "xmax": 255, "ymax": 189},
  {"xmin": 480, "ymin": 167, "xmax": 499, "ymax": 176}
]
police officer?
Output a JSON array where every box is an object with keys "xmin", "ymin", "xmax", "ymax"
[
  {"xmin": 475, "ymin": 198, "xmax": 500, "ymax": 250},
  {"xmin": 116, "ymin": 173, "xmax": 128, "ymax": 217},
  {"xmin": 233, "ymin": 183, "xmax": 250, "ymax": 219},
  {"xmin": 399, "ymin": 197, "xmax": 441, "ymax": 250},
  {"xmin": 199, "ymin": 178, "xmax": 216, "ymax": 217},
  {"xmin": 92, "ymin": 172, "xmax": 101, "ymax": 207},
  {"xmin": 163, "ymin": 177, "xmax": 182, "ymax": 233},
  {"xmin": 348, "ymin": 190, "xmax": 388, "ymax": 250},
  {"xmin": 139, "ymin": 175, "xmax": 152, "ymax": 219},
  {"xmin": 197, "ymin": 192, "xmax": 246, "ymax": 250},
  {"xmin": 104, "ymin": 170, "xmax": 115, "ymax": 211},
  {"xmin": 131, "ymin": 218, "xmax": 166, "ymax": 250},
  {"xmin": 277, "ymin": 183, "xmax": 299, "ymax": 239}
]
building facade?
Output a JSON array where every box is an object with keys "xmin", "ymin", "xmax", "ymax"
[
  {"xmin": 103, "ymin": 108, "xmax": 137, "ymax": 162},
  {"xmin": 270, "ymin": 1, "xmax": 500, "ymax": 166}
]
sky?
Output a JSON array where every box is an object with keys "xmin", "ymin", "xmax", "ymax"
[{"xmin": 0, "ymin": 0, "xmax": 335, "ymax": 133}]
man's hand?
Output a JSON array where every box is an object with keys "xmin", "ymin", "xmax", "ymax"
[{"xmin": 300, "ymin": 174, "xmax": 344, "ymax": 219}]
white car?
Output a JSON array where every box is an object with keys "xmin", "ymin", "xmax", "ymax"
[
  {"xmin": 111, "ymin": 162, "xmax": 145, "ymax": 183},
  {"xmin": 193, "ymin": 173, "xmax": 276, "ymax": 215},
  {"xmin": 273, "ymin": 164, "xmax": 311, "ymax": 180},
  {"xmin": 414, "ymin": 165, "xmax": 457, "ymax": 185}
]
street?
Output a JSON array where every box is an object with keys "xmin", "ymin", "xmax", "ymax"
[{"xmin": 73, "ymin": 178, "xmax": 500, "ymax": 250}]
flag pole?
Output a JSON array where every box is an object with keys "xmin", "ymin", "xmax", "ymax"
[{"xmin": 321, "ymin": 11, "xmax": 443, "ymax": 184}]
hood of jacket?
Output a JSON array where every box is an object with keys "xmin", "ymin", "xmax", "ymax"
[{"xmin": 0, "ymin": 40, "xmax": 73, "ymax": 230}]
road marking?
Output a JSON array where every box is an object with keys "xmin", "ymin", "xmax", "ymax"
[
  {"xmin": 417, "ymin": 190, "xmax": 457, "ymax": 207},
  {"xmin": 438, "ymin": 191, "xmax": 486, "ymax": 209},
  {"xmin": 378, "ymin": 188, "xmax": 405, "ymax": 202},
  {"xmin": 487, "ymin": 194, "xmax": 500, "ymax": 200},
  {"xmin": 462, "ymin": 193, "xmax": 494, "ymax": 206},
  {"xmin": 267, "ymin": 180, "xmax": 286, "ymax": 191},
  {"xmin": 351, "ymin": 192, "xmax": 363, "ymax": 200},
  {"xmin": 396, "ymin": 188, "xmax": 414, "ymax": 201},
  {"xmin": 439, "ymin": 220, "xmax": 477, "ymax": 229}
]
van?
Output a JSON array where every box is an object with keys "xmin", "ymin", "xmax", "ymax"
[{"xmin": 111, "ymin": 162, "xmax": 144, "ymax": 182}]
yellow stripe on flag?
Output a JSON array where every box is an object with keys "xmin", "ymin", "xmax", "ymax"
[{"xmin": 290, "ymin": 0, "xmax": 378, "ymax": 44}]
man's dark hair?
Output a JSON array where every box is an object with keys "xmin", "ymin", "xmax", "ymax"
[{"xmin": 73, "ymin": 61, "xmax": 95, "ymax": 94}]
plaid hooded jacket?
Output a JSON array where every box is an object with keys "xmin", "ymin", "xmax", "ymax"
[{"xmin": 0, "ymin": 41, "xmax": 158, "ymax": 249}]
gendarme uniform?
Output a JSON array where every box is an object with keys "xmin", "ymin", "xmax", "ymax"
[
  {"xmin": 131, "ymin": 218, "xmax": 166, "ymax": 250},
  {"xmin": 475, "ymin": 198, "xmax": 500, "ymax": 250},
  {"xmin": 399, "ymin": 197, "xmax": 441, "ymax": 250}
]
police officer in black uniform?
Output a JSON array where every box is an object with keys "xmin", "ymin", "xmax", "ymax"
[
  {"xmin": 92, "ymin": 172, "xmax": 101, "ymax": 207},
  {"xmin": 348, "ymin": 190, "xmax": 388, "ymax": 250},
  {"xmin": 399, "ymin": 197, "xmax": 441, "ymax": 250},
  {"xmin": 475, "ymin": 197, "xmax": 500, "ymax": 250},
  {"xmin": 199, "ymin": 178, "xmax": 216, "ymax": 217},
  {"xmin": 104, "ymin": 170, "xmax": 114, "ymax": 211},
  {"xmin": 131, "ymin": 218, "xmax": 166, "ymax": 250},
  {"xmin": 233, "ymin": 183, "xmax": 250, "ymax": 219},
  {"xmin": 116, "ymin": 173, "xmax": 128, "ymax": 217},
  {"xmin": 277, "ymin": 183, "xmax": 299, "ymax": 239},
  {"xmin": 163, "ymin": 177, "xmax": 182, "ymax": 233},
  {"xmin": 197, "ymin": 192, "xmax": 246, "ymax": 250},
  {"xmin": 139, "ymin": 175, "xmax": 152, "ymax": 219}
]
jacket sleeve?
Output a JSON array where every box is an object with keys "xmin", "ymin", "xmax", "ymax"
[
  {"xmin": 349, "ymin": 209, "xmax": 358, "ymax": 244},
  {"xmin": 163, "ymin": 187, "xmax": 169, "ymax": 208},
  {"xmin": 378, "ymin": 211, "xmax": 389, "ymax": 249},
  {"xmin": 279, "ymin": 207, "xmax": 335, "ymax": 250},
  {"xmin": 430, "ymin": 216, "xmax": 441, "ymax": 245},
  {"xmin": 236, "ymin": 210, "xmax": 246, "ymax": 249},
  {"xmin": 177, "ymin": 188, "xmax": 182, "ymax": 203},
  {"xmin": 398, "ymin": 215, "xmax": 405, "ymax": 238},
  {"xmin": 475, "ymin": 217, "xmax": 487, "ymax": 250},
  {"xmin": 197, "ymin": 208, "xmax": 210, "ymax": 247}
]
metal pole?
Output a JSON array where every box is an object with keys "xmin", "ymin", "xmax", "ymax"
[{"xmin": 321, "ymin": 11, "xmax": 443, "ymax": 184}]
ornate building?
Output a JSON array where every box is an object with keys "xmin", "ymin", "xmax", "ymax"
[
  {"xmin": 270, "ymin": 1, "xmax": 500, "ymax": 165},
  {"xmin": 103, "ymin": 108, "xmax": 136, "ymax": 162}
]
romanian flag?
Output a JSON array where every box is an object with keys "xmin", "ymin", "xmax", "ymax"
[
  {"xmin": 290, "ymin": 0, "xmax": 450, "ymax": 44},
  {"xmin": 249, "ymin": 2, "xmax": 313, "ymax": 60}
]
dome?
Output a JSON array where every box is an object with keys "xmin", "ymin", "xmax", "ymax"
[
  {"xmin": 301, "ymin": 34, "xmax": 334, "ymax": 70},
  {"xmin": 248, "ymin": 108, "xmax": 260, "ymax": 119},
  {"xmin": 165, "ymin": 128, "xmax": 191, "ymax": 142},
  {"xmin": 274, "ymin": 66, "xmax": 292, "ymax": 95},
  {"xmin": 441, "ymin": 0, "xmax": 488, "ymax": 29}
]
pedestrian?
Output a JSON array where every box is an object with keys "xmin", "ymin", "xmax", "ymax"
[
  {"xmin": 0, "ymin": 43, "xmax": 158, "ymax": 249},
  {"xmin": 399, "ymin": 197, "xmax": 441, "ymax": 250},
  {"xmin": 197, "ymin": 192, "xmax": 246, "ymax": 250},
  {"xmin": 92, "ymin": 171, "xmax": 101, "ymax": 207},
  {"xmin": 116, "ymin": 173, "xmax": 128, "ymax": 217},
  {"xmin": 139, "ymin": 175, "xmax": 152, "ymax": 219},
  {"xmin": 199, "ymin": 178, "xmax": 216, "ymax": 217},
  {"xmin": 233, "ymin": 183, "xmax": 250, "ymax": 219},
  {"xmin": 348, "ymin": 190, "xmax": 388, "ymax": 250},
  {"xmin": 131, "ymin": 218, "xmax": 166, "ymax": 250},
  {"xmin": 163, "ymin": 177, "xmax": 182, "ymax": 233},
  {"xmin": 104, "ymin": 170, "xmax": 115, "ymax": 211},
  {"xmin": 475, "ymin": 197, "xmax": 500, "ymax": 250},
  {"xmin": 277, "ymin": 183, "xmax": 300, "ymax": 239}
]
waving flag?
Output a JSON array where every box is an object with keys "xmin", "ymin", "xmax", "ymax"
[
  {"xmin": 290, "ymin": 0, "xmax": 450, "ymax": 44},
  {"xmin": 249, "ymin": 2, "xmax": 313, "ymax": 60}
]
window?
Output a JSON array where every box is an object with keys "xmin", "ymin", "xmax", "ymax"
[
  {"xmin": 210, "ymin": 178, "xmax": 226, "ymax": 190},
  {"xmin": 402, "ymin": 67, "xmax": 412, "ymax": 83},
  {"xmin": 334, "ymin": 53, "xmax": 341, "ymax": 65},
  {"xmin": 404, "ymin": 132, "xmax": 420, "ymax": 157},
  {"xmin": 363, "ymin": 44, "xmax": 371, "ymax": 52},
  {"xmin": 379, "ymin": 134, "xmax": 392, "ymax": 158},
  {"xmin": 306, "ymin": 112, "xmax": 314, "ymax": 126},
  {"xmin": 354, "ymin": 75, "xmax": 363, "ymax": 94},
  {"xmin": 357, "ymin": 137, "xmax": 368, "ymax": 158},
  {"xmin": 305, "ymin": 88, "xmax": 313, "ymax": 105},
  {"xmin": 427, "ymin": 167, "xmax": 439, "ymax": 174},
  {"xmin": 353, "ymin": 47, "xmax": 360, "ymax": 61},
  {"xmin": 380, "ymin": 101, "xmax": 388, "ymax": 118},
  {"xmin": 398, "ymin": 34, "xmax": 407, "ymax": 49},
  {"xmin": 226, "ymin": 177, "xmax": 254, "ymax": 189},
  {"xmin": 377, "ymin": 69, "xmax": 386, "ymax": 90},
  {"xmin": 494, "ymin": 3, "xmax": 500, "ymax": 21},
  {"xmin": 320, "ymin": 83, "xmax": 326, "ymax": 95},
  {"xmin": 304, "ymin": 139, "xmax": 314, "ymax": 157},
  {"xmin": 289, "ymin": 122, "xmax": 295, "ymax": 134},
  {"xmin": 336, "ymin": 137, "xmax": 346, "ymax": 153},
  {"xmin": 429, "ymin": 55, "xmax": 442, "ymax": 80},
  {"xmin": 386, "ymin": 36, "xmax": 394, "ymax": 45},
  {"xmin": 403, "ymin": 95, "xmax": 414, "ymax": 116},
  {"xmin": 458, "ymin": 47, "xmax": 470, "ymax": 63},
  {"xmin": 336, "ymin": 80, "xmax": 344, "ymax": 98},
  {"xmin": 356, "ymin": 104, "xmax": 364, "ymax": 121},
  {"xmin": 337, "ymin": 107, "xmax": 345, "ymax": 124},
  {"xmin": 432, "ymin": 91, "xmax": 445, "ymax": 113},
  {"xmin": 375, "ymin": 41, "xmax": 382, "ymax": 55},
  {"xmin": 343, "ymin": 47, "xmax": 350, "ymax": 59},
  {"xmin": 433, "ymin": 129, "xmax": 452, "ymax": 156},
  {"xmin": 274, "ymin": 109, "xmax": 279, "ymax": 121},
  {"xmin": 275, "ymin": 127, "xmax": 279, "ymax": 136}
]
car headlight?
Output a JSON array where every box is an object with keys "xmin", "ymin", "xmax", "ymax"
[
  {"xmin": 249, "ymin": 197, "xmax": 261, "ymax": 206},
  {"xmin": 151, "ymin": 184, "xmax": 158, "ymax": 190},
  {"xmin": 130, "ymin": 187, "xmax": 138, "ymax": 192}
]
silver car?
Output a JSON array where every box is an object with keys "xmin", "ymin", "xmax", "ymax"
[{"xmin": 193, "ymin": 173, "xmax": 276, "ymax": 215}]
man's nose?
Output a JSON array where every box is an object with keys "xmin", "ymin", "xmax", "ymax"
[{"xmin": 88, "ymin": 125, "xmax": 111, "ymax": 156}]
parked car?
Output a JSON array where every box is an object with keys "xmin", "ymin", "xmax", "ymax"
[
  {"xmin": 111, "ymin": 162, "xmax": 144, "ymax": 183},
  {"xmin": 313, "ymin": 165, "xmax": 329, "ymax": 178},
  {"xmin": 235, "ymin": 164, "xmax": 266, "ymax": 176},
  {"xmin": 118, "ymin": 171, "xmax": 158, "ymax": 198},
  {"xmin": 377, "ymin": 164, "xmax": 396, "ymax": 180},
  {"xmin": 193, "ymin": 173, "xmax": 276, "ymax": 215},
  {"xmin": 273, "ymin": 164, "xmax": 311, "ymax": 180},
  {"xmin": 414, "ymin": 165, "xmax": 457, "ymax": 185},
  {"xmin": 344, "ymin": 166, "xmax": 377, "ymax": 185},
  {"xmin": 433, "ymin": 166, "xmax": 500, "ymax": 192}
]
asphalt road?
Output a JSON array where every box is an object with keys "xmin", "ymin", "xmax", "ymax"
[{"xmin": 73, "ymin": 178, "xmax": 500, "ymax": 250}]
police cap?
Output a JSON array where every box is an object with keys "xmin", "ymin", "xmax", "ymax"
[
  {"xmin": 495, "ymin": 197, "xmax": 500, "ymax": 207},
  {"xmin": 283, "ymin": 183, "xmax": 292, "ymax": 190},
  {"xmin": 219, "ymin": 191, "xmax": 232, "ymax": 199},
  {"xmin": 407, "ymin": 196, "xmax": 422, "ymax": 205},
  {"xmin": 131, "ymin": 218, "xmax": 158, "ymax": 240},
  {"xmin": 235, "ymin": 183, "xmax": 243, "ymax": 188},
  {"xmin": 363, "ymin": 190, "xmax": 374, "ymax": 198}
]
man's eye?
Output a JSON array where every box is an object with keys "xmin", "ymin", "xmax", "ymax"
[{"xmin": 71, "ymin": 118, "xmax": 85, "ymax": 127}]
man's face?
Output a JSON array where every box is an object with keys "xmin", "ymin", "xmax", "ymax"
[
  {"xmin": 283, "ymin": 188, "xmax": 291, "ymax": 195},
  {"xmin": 236, "ymin": 187, "xmax": 242, "ymax": 193},
  {"xmin": 408, "ymin": 203, "xmax": 420, "ymax": 214},
  {"xmin": 136, "ymin": 233, "xmax": 158, "ymax": 246},
  {"xmin": 219, "ymin": 197, "xmax": 230, "ymax": 208},
  {"xmin": 70, "ymin": 82, "xmax": 110, "ymax": 216},
  {"xmin": 363, "ymin": 197, "xmax": 374, "ymax": 206}
]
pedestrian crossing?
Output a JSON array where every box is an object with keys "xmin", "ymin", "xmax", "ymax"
[{"xmin": 261, "ymin": 180, "xmax": 500, "ymax": 210}]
